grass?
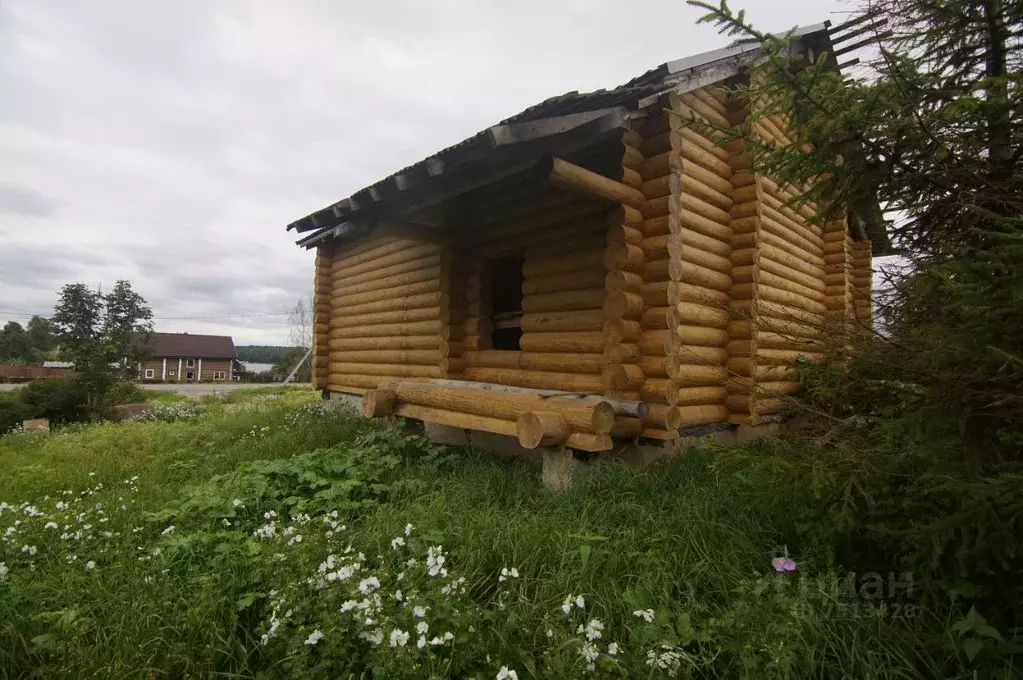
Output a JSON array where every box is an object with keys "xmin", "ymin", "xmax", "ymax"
[{"xmin": 0, "ymin": 389, "xmax": 967, "ymax": 678}]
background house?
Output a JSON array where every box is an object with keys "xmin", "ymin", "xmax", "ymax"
[{"xmin": 136, "ymin": 332, "xmax": 241, "ymax": 382}]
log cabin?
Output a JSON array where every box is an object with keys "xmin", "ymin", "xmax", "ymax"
[{"xmin": 286, "ymin": 23, "xmax": 874, "ymax": 452}]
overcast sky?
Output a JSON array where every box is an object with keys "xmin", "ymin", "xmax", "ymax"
[{"xmin": 0, "ymin": 0, "xmax": 847, "ymax": 345}]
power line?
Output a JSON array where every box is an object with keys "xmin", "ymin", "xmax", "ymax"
[{"xmin": 0, "ymin": 309, "xmax": 291, "ymax": 321}]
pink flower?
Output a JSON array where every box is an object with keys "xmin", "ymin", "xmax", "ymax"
[{"xmin": 772, "ymin": 557, "xmax": 797, "ymax": 573}]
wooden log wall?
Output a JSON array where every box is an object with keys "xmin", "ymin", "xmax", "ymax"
[
  {"xmin": 326, "ymin": 235, "xmax": 453, "ymax": 392},
  {"xmin": 312, "ymin": 244, "xmax": 332, "ymax": 389},
  {"xmin": 850, "ymin": 240, "xmax": 873, "ymax": 336},
  {"xmin": 724, "ymin": 105, "xmax": 826, "ymax": 425},
  {"xmin": 822, "ymin": 216, "xmax": 854, "ymax": 361},
  {"xmin": 633, "ymin": 89, "xmax": 737, "ymax": 437},
  {"xmin": 461, "ymin": 185, "xmax": 612, "ymax": 395}
]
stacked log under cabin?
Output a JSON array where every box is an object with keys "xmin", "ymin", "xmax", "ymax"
[{"xmin": 290, "ymin": 30, "xmax": 875, "ymax": 451}]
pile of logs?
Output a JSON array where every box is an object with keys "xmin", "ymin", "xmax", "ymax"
[{"xmin": 361, "ymin": 379, "xmax": 647, "ymax": 452}]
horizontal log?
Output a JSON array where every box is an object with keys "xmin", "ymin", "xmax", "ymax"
[
  {"xmin": 602, "ymin": 363, "xmax": 645, "ymax": 391},
  {"xmin": 731, "ymin": 267, "xmax": 826, "ymax": 301},
  {"xmin": 335, "ymin": 264, "xmax": 444, "ymax": 297},
  {"xmin": 394, "ymin": 403, "xmax": 612, "ymax": 452},
  {"xmin": 731, "ymin": 283, "xmax": 827, "ymax": 315},
  {"xmin": 330, "ymin": 349, "xmax": 441, "ymax": 364},
  {"xmin": 333, "ymin": 242, "xmax": 442, "ymax": 279},
  {"xmin": 329, "ymin": 335, "xmax": 442, "ymax": 351},
  {"xmin": 638, "ymin": 330, "xmax": 672, "ymax": 356},
  {"xmin": 637, "ymin": 355, "xmax": 667, "ymax": 377},
  {"xmin": 464, "ymin": 350, "xmax": 603, "ymax": 374},
  {"xmin": 340, "ymin": 252, "xmax": 442, "ymax": 287},
  {"xmin": 330, "ymin": 362, "xmax": 443, "ymax": 378},
  {"xmin": 519, "ymin": 331, "xmax": 606, "ymax": 353},
  {"xmin": 604, "ymin": 292, "xmax": 646, "ymax": 319},
  {"xmin": 667, "ymin": 363, "xmax": 727, "ymax": 386},
  {"xmin": 331, "ymin": 306, "xmax": 442, "ymax": 329},
  {"xmin": 641, "ymin": 306, "xmax": 669, "ymax": 330},
  {"xmin": 670, "ymin": 172, "xmax": 733, "ymax": 211},
  {"xmin": 607, "ymin": 224, "xmax": 645, "ymax": 247},
  {"xmin": 327, "ymin": 373, "xmax": 424, "ymax": 390},
  {"xmin": 643, "ymin": 258, "xmax": 670, "ymax": 283},
  {"xmin": 403, "ymin": 378, "xmax": 646, "ymax": 418},
  {"xmin": 669, "ymin": 131, "xmax": 733, "ymax": 176},
  {"xmin": 462, "ymin": 367, "xmax": 602, "ymax": 393},
  {"xmin": 543, "ymin": 157, "xmax": 645, "ymax": 208},
  {"xmin": 603, "ymin": 343, "xmax": 640, "ymax": 364},
  {"xmin": 671, "ymin": 260, "xmax": 732, "ymax": 292},
  {"xmin": 331, "ymin": 279, "xmax": 440, "ymax": 308},
  {"xmin": 329, "ymin": 319, "xmax": 447, "ymax": 339},
  {"xmin": 605, "ymin": 270, "xmax": 645, "ymax": 294},
  {"xmin": 521, "ymin": 309, "xmax": 605, "ymax": 333},
  {"xmin": 676, "ymin": 325, "xmax": 729, "ymax": 347},
  {"xmin": 672, "ymin": 208, "xmax": 733, "ymax": 243},
  {"xmin": 523, "ymin": 248, "xmax": 606, "ymax": 278},
  {"xmin": 727, "ymin": 316, "xmax": 820, "ymax": 341},
  {"xmin": 667, "ymin": 241, "xmax": 732, "ymax": 275},
  {"xmin": 605, "ymin": 243, "xmax": 646, "ymax": 272},
  {"xmin": 331, "ymin": 238, "xmax": 406, "ymax": 271},
  {"xmin": 523, "ymin": 269, "xmax": 606, "ymax": 296},
  {"xmin": 388, "ymin": 382, "xmax": 615, "ymax": 434},
  {"xmin": 672, "ymin": 404, "xmax": 728, "ymax": 427},
  {"xmin": 333, "ymin": 291, "xmax": 445, "ymax": 317},
  {"xmin": 622, "ymin": 143, "xmax": 643, "ymax": 170},
  {"xmin": 668, "ymin": 386, "xmax": 727, "ymax": 406},
  {"xmin": 640, "ymin": 378, "xmax": 668, "ymax": 401},
  {"xmin": 522, "ymin": 288, "xmax": 606, "ymax": 313},
  {"xmin": 610, "ymin": 204, "xmax": 644, "ymax": 228},
  {"xmin": 672, "ymin": 301, "xmax": 730, "ymax": 328},
  {"xmin": 603, "ymin": 318, "xmax": 642, "ymax": 344},
  {"xmin": 517, "ymin": 411, "xmax": 571, "ymax": 448}
]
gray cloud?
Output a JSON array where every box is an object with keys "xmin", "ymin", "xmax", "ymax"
[{"xmin": 0, "ymin": 0, "xmax": 842, "ymax": 344}]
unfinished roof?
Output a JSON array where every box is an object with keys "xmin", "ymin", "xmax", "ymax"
[
  {"xmin": 137, "ymin": 332, "xmax": 237, "ymax": 359},
  {"xmin": 288, "ymin": 24, "xmax": 836, "ymax": 249}
]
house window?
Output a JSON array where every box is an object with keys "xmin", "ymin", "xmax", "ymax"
[
  {"xmin": 185, "ymin": 358, "xmax": 196, "ymax": 368},
  {"xmin": 144, "ymin": 368, "xmax": 155, "ymax": 379},
  {"xmin": 186, "ymin": 371, "xmax": 195, "ymax": 380},
  {"xmin": 213, "ymin": 371, "xmax": 225, "ymax": 380},
  {"xmin": 488, "ymin": 255, "xmax": 524, "ymax": 350},
  {"xmin": 168, "ymin": 370, "xmax": 176, "ymax": 377}
]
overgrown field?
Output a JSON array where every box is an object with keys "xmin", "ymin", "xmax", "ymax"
[{"xmin": 0, "ymin": 389, "xmax": 993, "ymax": 678}]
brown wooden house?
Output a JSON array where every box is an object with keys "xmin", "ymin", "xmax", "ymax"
[
  {"xmin": 286, "ymin": 23, "xmax": 873, "ymax": 452},
  {"xmin": 136, "ymin": 332, "xmax": 240, "ymax": 383}
]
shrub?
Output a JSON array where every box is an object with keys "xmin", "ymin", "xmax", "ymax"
[
  {"xmin": 11, "ymin": 377, "xmax": 89, "ymax": 426},
  {"xmin": 0, "ymin": 390, "xmax": 31, "ymax": 434},
  {"xmin": 103, "ymin": 381, "xmax": 147, "ymax": 407}
]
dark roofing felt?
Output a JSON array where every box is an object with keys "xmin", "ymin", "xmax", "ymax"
[
  {"xmin": 136, "ymin": 332, "xmax": 237, "ymax": 359},
  {"xmin": 288, "ymin": 23, "xmax": 835, "ymax": 245}
]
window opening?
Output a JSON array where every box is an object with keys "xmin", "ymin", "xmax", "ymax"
[
  {"xmin": 489, "ymin": 255, "xmax": 524, "ymax": 351},
  {"xmin": 144, "ymin": 368, "xmax": 155, "ymax": 379}
]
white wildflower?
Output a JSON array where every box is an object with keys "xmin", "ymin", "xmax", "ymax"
[
  {"xmin": 426, "ymin": 546, "xmax": 446, "ymax": 576},
  {"xmin": 361, "ymin": 629, "xmax": 383, "ymax": 646},
  {"xmin": 443, "ymin": 631, "xmax": 454, "ymax": 641},
  {"xmin": 389, "ymin": 629, "xmax": 410, "ymax": 647},
  {"xmin": 391, "ymin": 536, "xmax": 405, "ymax": 550},
  {"xmin": 562, "ymin": 595, "xmax": 574, "ymax": 615},
  {"xmin": 581, "ymin": 641, "xmax": 599, "ymax": 663},
  {"xmin": 222, "ymin": 519, "xmax": 232, "ymax": 527},
  {"xmin": 413, "ymin": 605, "xmax": 428, "ymax": 618},
  {"xmin": 416, "ymin": 621, "xmax": 429, "ymax": 635},
  {"xmin": 499, "ymin": 567, "xmax": 520, "ymax": 582},
  {"xmin": 232, "ymin": 499, "xmax": 242, "ymax": 507},
  {"xmin": 608, "ymin": 642, "xmax": 619, "ymax": 656},
  {"xmin": 404, "ymin": 523, "xmax": 413, "ymax": 536},
  {"xmin": 287, "ymin": 534, "xmax": 302, "ymax": 546},
  {"xmin": 496, "ymin": 667, "xmax": 519, "ymax": 680},
  {"xmin": 20, "ymin": 545, "xmax": 37, "ymax": 556},
  {"xmin": 161, "ymin": 525, "xmax": 175, "ymax": 536},
  {"xmin": 44, "ymin": 522, "xmax": 57, "ymax": 530},
  {"xmin": 646, "ymin": 645, "xmax": 683, "ymax": 676},
  {"xmin": 85, "ymin": 560, "xmax": 95, "ymax": 570},
  {"xmin": 632, "ymin": 608, "xmax": 655, "ymax": 623},
  {"xmin": 576, "ymin": 595, "xmax": 585, "ymax": 609},
  {"xmin": 417, "ymin": 636, "xmax": 427, "ymax": 648},
  {"xmin": 430, "ymin": 636, "xmax": 444, "ymax": 646},
  {"xmin": 0, "ymin": 562, "xmax": 8, "ymax": 582},
  {"xmin": 584, "ymin": 618, "xmax": 604, "ymax": 641},
  {"xmin": 394, "ymin": 589, "xmax": 403, "ymax": 601},
  {"xmin": 546, "ymin": 628, "xmax": 554, "ymax": 638},
  {"xmin": 304, "ymin": 630, "xmax": 324, "ymax": 645},
  {"xmin": 358, "ymin": 577, "xmax": 380, "ymax": 594}
]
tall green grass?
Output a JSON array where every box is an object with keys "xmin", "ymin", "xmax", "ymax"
[{"xmin": 0, "ymin": 390, "xmax": 969, "ymax": 678}]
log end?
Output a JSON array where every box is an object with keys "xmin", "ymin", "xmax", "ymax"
[
  {"xmin": 517, "ymin": 411, "xmax": 571, "ymax": 449},
  {"xmin": 362, "ymin": 389, "xmax": 397, "ymax": 418}
]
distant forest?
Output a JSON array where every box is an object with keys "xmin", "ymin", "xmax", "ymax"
[{"xmin": 236, "ymin": 346, "xmax": 305, "ymax": 364}]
